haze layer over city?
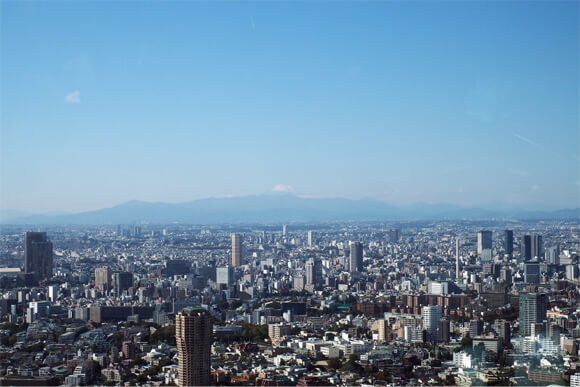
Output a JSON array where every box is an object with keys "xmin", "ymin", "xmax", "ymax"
[{"xmin": 0, "ymin": 1, "xmax": 579, "ymax": 387}]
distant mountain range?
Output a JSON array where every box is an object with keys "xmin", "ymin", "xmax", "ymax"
[{"xmin": 1, "ymin": 194, "xmax": 578, "ymax": 224}]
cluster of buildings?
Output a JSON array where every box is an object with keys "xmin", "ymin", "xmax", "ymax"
[{"xmin": 0, "ymin": 219, "xmax": 579, "ymax": 385}]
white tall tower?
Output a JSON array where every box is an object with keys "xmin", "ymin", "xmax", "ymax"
[{"xmin": 456, "ymin": 238, "xmax": 460, "ymax": 279}]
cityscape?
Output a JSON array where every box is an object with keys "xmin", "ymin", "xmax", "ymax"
[
  {"xmin": 1, "ymin": 0, "xmax": 579, "ymax": 386},
  {"xmin": 0, "ymin": 219, "xmax": 579, "ymax": 385}
]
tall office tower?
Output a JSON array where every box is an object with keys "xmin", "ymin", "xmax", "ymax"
[
  {"xmin": 307, "ymin": 231, "xmax": 314, "ymax": 247},
  {"xmin": 519, "ymin": 293, "xmax": 548, "ymax": 337},
  {"xmin": 231, "ymin": 234, "xmax": 242, "ymax": 267},
  {"xmin": 48, "ymin": 285, "xmax": 58, "ymax": 302},
  {"xmin": 524, "ymin": 262, "xmax": 540, "ymax": 284},
  {"xmin": 389, "ymin": 229, "xmax": 400, "ymax": 243},
  {"xmin": 469, "ymin": 319, "xmax": 484, "ymax": 337},
  {"xmin": 282, "ymin": 224, "xmax": 287, "ymax": 237},
  {"xmin": 456, "ymin": 238, "xmax": 461, "ymax": 279},
  {"xmin": 500, "ymin": 267, "xmax": 512, "ymax": 285},
  {"xmin": 492, "ymin": 320, "xmax": 511, "ymax": 344},
  {"xmin": 504, "ymin": 230, "xmax": 514, "ymax": 255},
  {"xmin": 522, "ymin": 235, "xmax": 532, "ymax": 261},
  {"xmin": 24, "ymin": 232, "xmax": 53, "ymax": 282},
  {"xmin": 305, "ymin": 258, "xmax": 322, "ymax": 287},
  {"xmin": 477, "ymin": 230, "xmax": 492, "ymax": 256},
  {"xmin": 423, "ymin": 305, "xmax": 442, "ymax": 342},
  {"xmin": 546, "ymin": 246, "xmax": 560, "ymax": 265},
  {"xmin": 95, "ymin": 266, "xmax": 111, "ymax": 292},
  {"xmin": 113, "ymin": 272, "xmax": 133, "ymax": 295},
  {"xmin": 216, "ymin": 266, "xmax": 235, "ymax": 286},
  {"xmin": 532, "ymin": 235, "xmax": 544, "ymax": 260},
  {"xmin": 176, "ymin": 307, "xmax": 212, "ymax": 387},
  {"xmin": 349, "ymin": 242, "xmax": 363, "ymax": 272},
  {"xmin": 438, "ymin": 318, "xmax": 450, "ymax": 343}
]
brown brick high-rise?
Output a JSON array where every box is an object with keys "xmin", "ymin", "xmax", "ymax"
[{"xmin": 176, "ymin": 307, "xmax": 212, "ymax": 386}]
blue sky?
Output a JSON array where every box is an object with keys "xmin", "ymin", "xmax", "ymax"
[{"xmin": 1, "ymin": 1, "xmax": 578, "ymax": 213}]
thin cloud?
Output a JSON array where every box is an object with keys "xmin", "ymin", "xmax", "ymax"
[
  {"xmin": 510, "ymin": 169, "xmax": 530, "ymax": 177},
  {"xmin": 250, "ymin": 16, "xmax": 256, "ymax": 31},
  {"xmin": 513, "ymin": 132, "xmax": 535, "ymax": 146},
  {"xmin": 65, "ymin": 91, "xmax": 80, "ymax": 103},
  {"xmin": 272, "ymin": 184, "xmax": 294, "ymax": 193}
]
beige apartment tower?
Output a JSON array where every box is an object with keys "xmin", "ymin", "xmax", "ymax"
[
  {"xmin": 176, "ymin": 307, "xmax": 212, "ymax": 387},
  {"xmin": 231, "ymin": 233, "xmax": 242, "ymax": 267}
]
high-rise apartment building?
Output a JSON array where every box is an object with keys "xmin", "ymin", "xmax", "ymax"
[
  {"xmin": 305, "ymin": 258, "xmax": 322, "ymax": 288},
  {"xmin": 231, "ymin": 234, "xmax": 242, "ymax": 267},
  {"xmin": 176, "ymin": 307, "xmax": 212, "ymax": 387},
  {"xmin": 24, "ymin": 232, "xmax": 53, "ymax": 282},
  {"xmin": 423, "ymin": 305, "xmax": 442, "ymax": 342},
  {"xmin": 504, "ymin": 230, "xmax": 514, "ymax": 255},
  {"xmin": 456, "ymin": 238, "xmax": 461, "ymax": 279},
  {"xmin": 95, "ymin": 266, "xmax": 111, "ymax": 292},
  {"xmin": 349, "ymin": 242, "xmax": 363, "ymax": 273},
  {"xmin": 307, "ymin": 231, "xmax": 314, "ymax": 247},
  {"xmin": 519, "ymin": 293, "xmax": 548, "ymax": 337}
]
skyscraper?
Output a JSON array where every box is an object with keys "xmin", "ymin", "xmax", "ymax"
[
  {"xmin": 349, "ymin": 242, "xmax": 363, "ymax": 272},
  {"xmin": 522, "ymin": 235, "xmax": 532, "ymax": 261},
  {"xmin": 546, "ymin": 246, "xmax": 560, "ymax": 265},
  {"xmin": 231, "ymin": 234, "xmax": 242, "ymax": 267},
  {"xmin": 24, "ymin": 232, "xmax": 53, "ymax": 282},
  {"xmin": 389, "ymin": 229, "xmax": 400, "ymax": 243},
  {"xmin": 456, "ymin": 238, "xmax": 461, "ymax": 279},
  {"xmin": 504, "ymin": 230, "xmax": 514, "ymax": 255},
  {"xmin": 423, "ymin": 305, "xmax": 442, "ymax": 342},
  {"xmin": 282, "ymin": 224, "xmax": 287, "ymax": 237},
  {"xmin": 305, "ymin": 258, "xmax": 322, "ymax": 288},
  {"xmin": 519, "ymin": 293, "xmax": 547, "ymax": 337},
  {"xmin": 477, "ymin": 230, "xmax": 492, "ymax": 257},
  {"xmin": 532, "ymin": 234, "xmax": 544, "ymax": 260},
  {"xmin": 524, "ymin": 262, "xmax": 540, "ymax": 284},
  {"xmin": 176, "ymin": 307, "xmax": 212, "ymax": 387},
  {"xmin": 307, "ymin": 231, "xmax": 314, "ymax": 247},
  {"xmin": 113, "ymin": 272, "xmax": 133, "ymax": 295},
  {"xmin": 216, "ymin": 266, "xmax": 235, "ymax": 286},
  {"xmin": 95, "ymin": 266, "xmax": 111, "ymax": 292}
]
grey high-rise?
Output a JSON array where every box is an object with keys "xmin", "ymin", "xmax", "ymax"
[
  {"xmin": 522, "ymin": 235, "xmax": 532, "ymax": 261},
  {"xmin": 24, "ymin": 232, "xmax": 53, "ymax": 282},
  {"xmin": 477, "ymin": 230, "xmax": 492, "ymax": 256},
  {"xmin": 504, "ymin": 230, "xmax": 514, "ymax": 255},
  {"xmin": 519, "ymin": 293, "xmax": 547, "ymax": 337},
  {"xmin": 349, "ymin": 242, "xmax": 363, "ymax": 272},
  {"xmin": 306, "ymin": 258, "xmax": 322, "ymax": 288},
  {"xmin": 532, "ymin": 235, "xmax": 544, "ymax": 260}
]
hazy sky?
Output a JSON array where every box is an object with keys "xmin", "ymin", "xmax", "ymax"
[{"xmin": 1, "ymin": 1, "xmax": 578, "ymax": 213}]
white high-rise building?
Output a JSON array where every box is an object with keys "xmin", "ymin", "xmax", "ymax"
[
  {"xmin": 456, "ymin": 238, "xmax": 460, "ymax": 279},
  {"xmin": 423, "ymin": 305, "xmax": 442, "ymax": 343},
  {"xmin": 307, "ymin": 231, "xmax": 314, "ymax": 247}
]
